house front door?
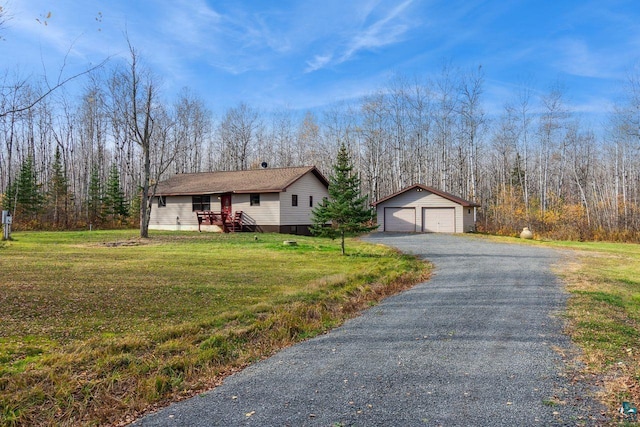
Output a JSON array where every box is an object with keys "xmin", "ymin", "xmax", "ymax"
[{"xmin": 221, "ymin": 194, "xmax": 232, "ymax": 216}]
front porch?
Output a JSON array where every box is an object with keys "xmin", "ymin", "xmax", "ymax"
[{"xmin": 196, "ymin": 210, "xmax": 243, "ymax": 233}]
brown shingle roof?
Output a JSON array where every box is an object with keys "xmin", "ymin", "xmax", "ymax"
[
  {"xmin": 373, "ymin": 184, "xmax": 481, "ymax": 207},
  {"xmin": 154, "ymin": 166, "xmax": 328, "ymax": 196}
]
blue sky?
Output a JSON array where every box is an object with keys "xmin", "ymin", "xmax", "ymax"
[{"xmin": 2, "ymin": 0, "xmax": 639, "ymax": 123}]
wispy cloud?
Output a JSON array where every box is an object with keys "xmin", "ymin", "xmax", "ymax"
[
  {"xmin": 551, "ymin": 38, "xmax": 608, "ymax": 79},
  {"xmin": 304, "ymin": 0, "xmax": 417, "ymax": 73},
  {"xmin": 4, "ymin": 0, "xmax": 638, "ymax": 125},
  {"xmin": 159, "ymin": 0, "xmax": 222, "ymax": 47},
  {"xmin": 305, "ymin": 54, "xmax": 334, "ymax": 73},
  {"xmin": 340, "ymin": 0, "xmax": 414, "ymax": 62}
]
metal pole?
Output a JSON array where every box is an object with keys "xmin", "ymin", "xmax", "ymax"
[{"xmin": 1, "ymin": 210, "xmax": 9, "ymax": 240}]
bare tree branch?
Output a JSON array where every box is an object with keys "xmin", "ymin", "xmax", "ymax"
[{"xmin": 0, "ymin": 57, "xmax": 111, "ymax": 119}]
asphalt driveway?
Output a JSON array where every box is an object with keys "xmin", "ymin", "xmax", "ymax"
[{"xmin": 133, "ymin": 233, "xmax": 606, "ymax": 426}]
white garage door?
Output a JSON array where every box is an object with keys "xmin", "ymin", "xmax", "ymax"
[
  {"xmin": 423, "ymin": 207, "xmax": 455, "ymax": 233},
  {"xmin": 384, "ymin": 207, "xmax": 416, "ymax": 232}
]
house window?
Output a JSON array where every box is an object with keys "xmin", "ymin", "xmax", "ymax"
[
  {"xmin": 292, "ymin": 194, "xmax": 298, "ymax": 207},
  {"xmin": 192, "ymin": 195, "xmax": 211, "ymax": 211},
  {"xmin": 309, "ymin": 196, "xmax": 313, "ymax": 207},
  {"xmin": 158, "ymin": 196, "xmax": 166, "ymax": 208},
  {"xmin": 250, "ymin": 193, "xmax": 260, "ymax": 206},
  {"xmin": 468, "ymin": 209, "xmax": 471, "ymax": 214}
]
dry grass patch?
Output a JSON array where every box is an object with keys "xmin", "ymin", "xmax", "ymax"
[{"xmin": 0, "ymin": 230, "xmax": 430, "ymax": 426}]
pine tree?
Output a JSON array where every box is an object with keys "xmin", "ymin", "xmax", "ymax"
[
  {"xmin": 87, "ymin": 166, "xmax": 103, "ymax": 226},
  {"xmin": 103, "ymin": 164, "xmax": 128, "ymax": 223},
  {"xmin": 3, "ymin": 180, "xmax": 15, "ymax": 212},
  {"xmin": 49, "ymin": 146, "xmax": 72, "ymax": 227},
  {"xmin": 511, "ymin": 152, "xmax": 525, "ymax": 188},
  {"xmin": 4, "ymin": 156, "xmax": 43, "ymax": 221},
  {"xmin": 311, "ymin": 143, "xmax": 377, "ymax": 255}
]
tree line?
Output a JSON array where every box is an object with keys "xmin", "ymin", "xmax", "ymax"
[{"xmin": 2, "ymin": 50, "xmax": 640, "ymax": 241}]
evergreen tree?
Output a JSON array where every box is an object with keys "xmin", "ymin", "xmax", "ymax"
[
  {"xmin": 103, "ymin": 164, "xmax": 128, "ymax": 223},
  {"xmin": 87, "ymin": 165, "xmax": 103, "ymax": 226},
  {"xmin": 311, "ymin": 143, "xmax": 377, "ymax": 255},
  {"xmin": 49, "ymin": 146, "xmax": 72, "ymax": 227},
  {"xmin": 511, "ymin": 152, "xmax": 525, "ymax": 188},
  {"xmin": 4, "ymin": 156, "xmax": 43, "ymax": 221},
  {"xmin": 3, "ymin": 180, "xmax": 15, "ymax": 212}
]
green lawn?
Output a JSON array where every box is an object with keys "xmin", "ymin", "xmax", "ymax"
[
  {"xmin": 0, "ymin": 230, "xmax": 429, "ymax": 426},
  {"xmin": 471, "ymin": 234, "xmax": 640, "ymax": 417}
]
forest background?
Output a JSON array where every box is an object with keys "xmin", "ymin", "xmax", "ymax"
[{"xmin": 2, "ymin": 32, "xmax": 640, "ymax": 241}]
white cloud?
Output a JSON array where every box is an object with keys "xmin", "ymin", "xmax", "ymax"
[{"xmin": 305, "ymin": 54, "xmax": 333, "ymax": 73}]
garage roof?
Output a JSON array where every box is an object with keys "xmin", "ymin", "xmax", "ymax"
[{"xmin": 373, "ymin": 184, "xmax": 481, "ymax": 207}]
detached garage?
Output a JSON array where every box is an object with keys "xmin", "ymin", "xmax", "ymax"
[{"xmin": 373, "ymin": 184, "xmax": 480, "ymax": 233}]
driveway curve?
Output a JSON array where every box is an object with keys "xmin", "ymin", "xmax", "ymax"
[{"xmin": 134, "ymin": 234, "xmax": 606, "ymax": 426}]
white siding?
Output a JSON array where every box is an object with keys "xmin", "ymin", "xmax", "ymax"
[
  {"xmin": 375, "ymin": 188, "xmax": 468, "ymax": 233},
  {"xmin": 279, "ymin": 172, "xmax": 329, "ymax": 225}
]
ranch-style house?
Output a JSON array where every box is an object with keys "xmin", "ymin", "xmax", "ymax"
[{"xmin": 149, "ymin": 166, "xmax": 329, "ymax": 235}]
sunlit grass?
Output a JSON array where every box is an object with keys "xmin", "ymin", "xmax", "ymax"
[{"xmin": 0, "ymin": 230, "xmax": 430, "ymax": 426}]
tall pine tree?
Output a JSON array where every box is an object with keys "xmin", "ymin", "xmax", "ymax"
[
  {"xmin": 311, "ymin": 143, "xmax": 377, "ymax": 255},
  {"xmin": 87, "ymin": 165, "xmax": 103, "ymax": 226},
  {"xmin": 4, "ymin": 156, "xmax": 43, "ymax": 222},
  {"xmin": 103, "ymin": 164, "xmax": 128, "ymax": 224},
  {"xmin": 49, "ymin": 146, "xmax": 72, "ymax": 227}
]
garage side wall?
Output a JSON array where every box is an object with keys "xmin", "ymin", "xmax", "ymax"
[
  {"xmin": 376, "ymin": 189, "xmax": 466, "ymax": 233},
  {"xmin": 462, "ymin": 207, "xmax": 476, "ymax": 232}
]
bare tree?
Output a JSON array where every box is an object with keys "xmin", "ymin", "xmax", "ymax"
[
  {"xmin": 537, "ymin": 82, "xmax": 569, "ymax": 215},
  {"xmin": 270, "ymin": 109, "xmax": 295, "ymax": 167},
  {"xmin": 0, "ymin": 3, "xmax": 8, "ymax": 33},
  {"xmin": 359, "ymin": 92, "xmax": 390, "ymax": 201},
  {"xmin": 433, "ymin": 62, "xmax": 459, "ymax": 192},
  {"xmin": 458, "ymin": 65, "xmax": 486, "ymax": 201},
  {"xmin": 114, "ymin": 38, "xmax": 162, "ymax": 238},
  {"xmin": 172, "ymin": 88, "xmax": 210, "ymax": 174},
  {"xmin": 296, "ymin": 111, "xmax": 321, "ymax": 166},
  {"xmin": 217, "ymin": 103, "xmax": 261, "ymax": 171}
]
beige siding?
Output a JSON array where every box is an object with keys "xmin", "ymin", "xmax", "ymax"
[
  {"xmin": 150, "ymin": 195, "xmax": 205, "ymax": 231},
  {"xmin": 279, "ymin": 172, "xmax": 329, "ymax": 225},
  {"xmin": 376, "ymin": 188, "xmax": 467, "ymax": 233},
  {"xmin": 149, "ymin": 193, "xmax": 282, "ymax": 232},
  {"xmin": 462, "ymin": 206, "xmax": 476, "ymax": 232},
  {"xmin": 231, "ymin": 193, "xmax": 280, "ymax": 226}
]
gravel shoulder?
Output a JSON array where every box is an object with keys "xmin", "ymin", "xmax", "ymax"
[{"xmin": 133, "ymin": 233, "xmax": 607, "ymax": 426}]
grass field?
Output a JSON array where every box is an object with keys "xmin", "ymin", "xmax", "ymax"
[
  {"xmin": 0, "ymin": 230, "xmax": 430, "ymax": 426},
  {"xmin": 472, "ymin": 234, "xmax": 640, "ymax": 420}
]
